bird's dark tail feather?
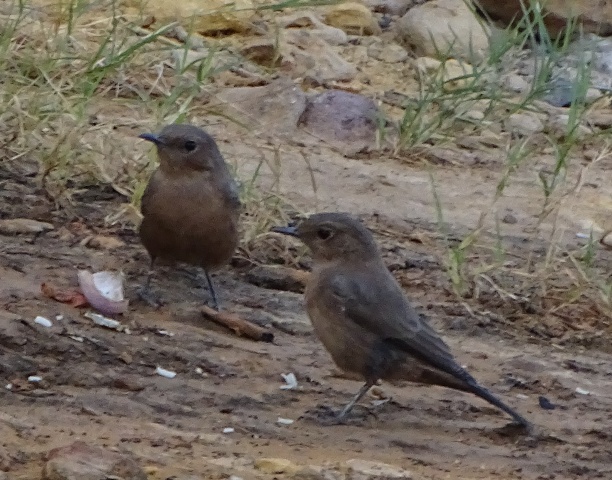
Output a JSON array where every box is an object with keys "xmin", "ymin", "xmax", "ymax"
[{"xmin": 467, "ymin": 380, "xmax": 531, "ymax": 429}]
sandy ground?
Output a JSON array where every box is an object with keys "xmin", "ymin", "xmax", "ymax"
[{"xmin": 1, "ymin": 135, "xmax": 612, "ymax": 479}]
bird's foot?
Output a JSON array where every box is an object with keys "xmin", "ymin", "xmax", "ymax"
[
  {"xmin": 137, "ymin": 286, "xmax": 165, "ymax": 309},
  {"xmin": 300, "ymin": 404, "xmax": 375, "ymax": 426}
]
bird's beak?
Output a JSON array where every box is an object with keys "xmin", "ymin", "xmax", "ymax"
[
  {"xmin": 138, "ymin": 133, "xmax": 164, "ymax": 146},
  {"xmin": 271, "ymin": 225, "xmax": 298, "ymax": 237}
]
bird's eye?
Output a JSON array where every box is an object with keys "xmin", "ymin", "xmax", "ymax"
[
  {"xmin": 317, "ymin": 228, "xmax": 333, "ymax": 240},
  {"xmin": 184, "ymin": 140, "xmax": 197, "ymax": 152}
]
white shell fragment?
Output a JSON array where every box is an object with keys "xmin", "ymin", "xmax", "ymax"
[
  {"xmin": 280, "ymin": 373, "xmax": 298, "ymax": 390},
  {"xmin": 84, "ymin": 311, "xmax": 124, "ymax": 331},
  {"xmin": 34, "ymin": 316, "xmax": 52, "ymax": 328},
  {"xmin": 276, "ymin": 417, "xmax": 294, "ymax": 425},
  {"xmin": 575, "ymin": 387, "xmax": 590, "ymax": 395},
  {"xmin": 222, "ymin": 427, "xmax": 235, "ymax": 434},
  {"xmin": 157, "ymin": 330, "xmax": 174, "ymax": 337},
  {"xmin": 78, "ymin": 270, "xmax": 129, "ymax": 315},
  {"xmin": 28, "ymin": 376, "xmax": 42, "ymax": 383},
  {"xmin": 155, "ymin": 366, "xmax": 177, "ymax": 379}
]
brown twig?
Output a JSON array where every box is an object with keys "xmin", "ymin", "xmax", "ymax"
[{"xmin": 201, "ymin": 306, "xmax": 274, "ymax": 342}]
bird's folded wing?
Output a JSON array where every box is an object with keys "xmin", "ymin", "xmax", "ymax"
[{"xmin": 329, "ymin": 271, "xmax": 475, "ymax": 382}]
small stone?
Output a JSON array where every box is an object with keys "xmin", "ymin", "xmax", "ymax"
[
  {"xmin": 547, "ymin": 114, "xmax": 591, "ymax": 140},
  {"xmin": 412, "ymin": 57, "xmax": 474, "ymax": 90},
  {"xmin": 600, "ymin": 230, "xmax": 612, "ymax": 249},
  {"xmin": 585, "ymin": 88, "xmax": 602, "ymax": 103},
  {"xmin": 85, "ymin": 235, "xmax": 124, "ymax": 250},
  {"xmin": 323, "ymin": 2, "xmax": 381, "ymax": 35},
  {"xmin": 363, "ymin": 0, "xmax": 413, "ymax": 16},
  {"xmin": 464, "ymin": 110, "xmax": 485, "ymax": 121},
  {"xmin": 255, "ymin": 458, "xmax": 300, "ymax": 474},
  {"xmin": 344, "ymin": 459, "xmax": 412, "ymax": 479},
  {"xmin": 42, "ymin": 441, "xmax": 147, "ymax": 480},
  {"xmin": 0, "ymin": 218, "xmax": 54, "ymax": 235},
  {"xmin": 216, "ymin": 77, "xmax": 307, "ymax": 136},
  {"xmin": 502, "ymin": 213, "xmax": 517, "ymax": 224},
  {"xmin": 368, "ymin": 41, "xmax": 408, "ymax": 63},
  {"xmin": 123, "ymin": 0, "xmax": 255, "ymax": 35},
  {"xmin": 504, "ymin": 112, "xmax": 544, "ymax": 136},
  {"xmin": 503, "ymin": 73, "xmax": 529, "ymax": 93}
]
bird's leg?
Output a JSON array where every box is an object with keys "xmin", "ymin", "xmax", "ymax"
[
  {"xmin": 203, "ymin": 270, "xmax": 220, "ymax": 310},
  {"xmin": 337, "ymin": 380, "xmax": 377, "ymax": 420},
  {"xmin": 137, "ymin": 258, "xmax": 164, "ymax": 308}
]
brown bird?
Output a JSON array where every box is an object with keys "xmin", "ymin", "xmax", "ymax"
[
  {"xmin": 138, "ymin": 124, "xmax": 241, "ymax": 309},
  {"xmin": 272, "ymin": 212, "xmax": 532, "ymax": 431}
]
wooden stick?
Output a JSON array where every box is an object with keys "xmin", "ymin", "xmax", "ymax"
[{"xmin": 201, "ymin": 306, "xmax": 274, "ymax": 342}]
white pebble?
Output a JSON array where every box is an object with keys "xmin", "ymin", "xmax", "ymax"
[
  {"xmin": 575, "ymin": 387, "xmax": 590, "ymax": 395},
  {"xmin": 34, "ymin": 316, "xmax": 52, "ymax": 328},
  {"xmin": 5, "ymin": 384, "xmax": 12, "ymax": 390},
  {"xmin": 277, "ymin": 417, "xmax": 294, "ymax": 425},
  {"xmin": 516, "ymin": 393, "xmax": 529, "ymax": 399},
  {"xmin": 155, "ymin": 366, "xmax": 177, "ymax": 379},
  {"xmin": 28, "ymin": 376, "xmax": 42, "ymax": 383},
  {"xmin": 280, "ymin": 372, "xmax": 298, "ymax": 390},
  {"xmin": 223, "ymin": 427, "xmax": 235, "ymax": 434}
]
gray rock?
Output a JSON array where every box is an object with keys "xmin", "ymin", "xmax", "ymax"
[
  {"xmin": 299, "ymin": 90, "xmax": 380, "ymax": 155},
  {"xmin": 345, "ymin": 459, "xmax": 413, "ymax": 479},
  {"xmin": 42, "ymin": 441, "xmax": 147, "ymax": 480},
  {"xmin": 284, "ymin": 29, "xmax": 357, "ymax": 84},
  {"xmin": 504, "ymin": 112, "xmax": 545, "ymax": 136},
  {"xmin": 216, "ymin": 77, "xmax": 307, "ymax": 137},
  {"xmin": 396, "ymin": 0, "xmax": 490, "ymax": 63}
]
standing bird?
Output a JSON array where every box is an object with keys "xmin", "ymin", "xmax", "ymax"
[
  {"xmin": 138, "ymin": 124, "xmax": 241, "ymax": 310},
  {"xmin": 272, "ymin": 212, "xmax": 532, "ymax": 432}
]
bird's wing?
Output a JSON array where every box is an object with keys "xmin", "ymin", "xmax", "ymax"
[
  {"xmin": 329, "ymin": 269, "xmax": 475, "ymax": 382},
  {"xmin": 139, "ymin": 174, "xmax": 158, "ymax": 217}
]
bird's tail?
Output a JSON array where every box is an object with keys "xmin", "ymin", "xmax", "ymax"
[{"xmin": 466, "ymin": 379, "xmax": 532, "ymax": 429}]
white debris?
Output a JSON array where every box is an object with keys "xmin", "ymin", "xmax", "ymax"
[
  {"xmin": 276, "ymin": 417, "xmax": 294, "ymax": 425},
  {"xmin": 69, "ymin": 336, "xmax": 84, "ymax": 343},
  {"xmin": 155, "ymin": 366, "xmax": 177, "ymax": 379},
  {"xmin": 222, "ymin": 427, "xmax": 235, "ymax": 434},
  {"xmin": 55, "ymin": 315, "xmax": 64, "ymax": 321},
  {"xmin": 516, "ymin": 393, "xmax": 529, "ymax": 399},
  {"xmin": 371, "ymin": 399, "xmax": 390, "ymax": 407},
  {"xmin": 575, "ymin": 232, "xmax": 591, "ymax": 239},
  {"xmin": 78, "ymin": 270, "xmax": 129, "ymax": 315},
  {"xmin": 195, "ymin": 367, "xmax": 204, "ymax": 375},
  {"xmin": 157, "ymin": 330, "xmax": 174, "ymax": 336},
  {"xmin": 575, "ymin": 387, "xmax": 590, "ymax": 395},
  {"xmin": 28, "ymin": 376, "xmax": 42, "ymax": 383},
  {"xmin": 85, "ymin": 311, "xmax": 123, "ymax": 331},
  {"xmin": 280, "ymin": 373, "xmax": 298, "ymax": 390},
  {"xmin": 5, "ymin": 384, "xmax": 12, "ymax": 390},
  {"xmin": 34, "ymin": 316, "xmax": 52, "ymax": 328}
]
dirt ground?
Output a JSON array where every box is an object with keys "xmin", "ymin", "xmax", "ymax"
[{"xmin": 2, "ymin": 130, "xmax": 612, "ymax": 480}]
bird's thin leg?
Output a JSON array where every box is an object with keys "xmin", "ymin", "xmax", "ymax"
[
  {"xmin": 203, "ymin": 270, "xmax": 219, "ymax": 310},
  {"xmin": 138, "ymin": 258, "xmax": 164, "ymax": 308},
  {"xmin": 337, "ymin": 380, "xmax": 377, "ymax": 420}
]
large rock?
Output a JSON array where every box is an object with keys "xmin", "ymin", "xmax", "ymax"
[
  {"xmin": 42, "ymin": 441, "xmax": 147, "ymax": 480},
  {"xmin": 215, "ymin": 77, "xmax": 307, "ymax": 136},
  {"xmin": 323, "ymin": 2, "xmax": 381, "ymax": 35},
  {"xmin": 124, "ymin": 0, "xmax": 255, "ymax": 35},
  {"xmin": 472, "ymin": 0, "xmax": 612, "ymax": 38},
  {"xmin": 283, "ymin": 30, "xmax": 358, "ymax": 84},
  {"xmin": 299, "ymin": 90, "xmax": 379, "ymax": 156},
  {"xmin": 396, "ymin": 0, "xmax": 490, "ymax": 63}
]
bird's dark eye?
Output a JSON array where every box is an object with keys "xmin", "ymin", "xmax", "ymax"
[
  {"xmin": 317, "ymin": 228, "xmax": 333, "ymax": 240},
  {"xmin": 184, "ymin": 140, "xmax": 197, "ymax": 152}
]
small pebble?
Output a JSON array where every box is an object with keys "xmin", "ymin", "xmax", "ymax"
[
  {"xmin": 34, "ymin": 316, "xmax": 52, "ymax": 328},
  {"xmin": 223, "ymin": 427, "xmax": 235, "ymax": 434},
  {"xmin": 28, "ymin": 376, "xmax": 42, "ymax": 383},
  {"xmin": 538, "ymin": 396, "xmax": 556, "ymax": 410}
]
